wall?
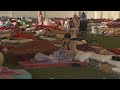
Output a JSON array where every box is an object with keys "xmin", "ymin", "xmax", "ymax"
[
  {"xmin": 102, "ymin": 11, "xmax": 111, "ymax": 19},
  {"xmin": 87, "ymin": 11, "xmax": 95, "ymax": 19},
  {"xmin": 0, "ymin": 11, "xmax": 11, "ymax": 17},
  {"xmin": 0, "ymin": 11, "xmax": 38, "ymax": 18},
  {"xmin": 45, "ymin": 11, "xmax": 75, "ymax": 18},
  {"xmin": 0, "ymin": 11, "xmax": 120, "ymax": 20},
  {"xmin": 110, "ymin": 11, "xmax": 119, "ymax": 20},
  {"xmin": 12, "ymin": 11, "xmax": 29, "ymax": 18}
]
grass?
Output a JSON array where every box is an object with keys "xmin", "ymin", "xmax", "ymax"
[{"xmin": 3, "ymin": 35, "xmax": 120, "ymax": 79}]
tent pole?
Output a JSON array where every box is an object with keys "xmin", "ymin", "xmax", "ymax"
[{"xmin": 100, "ymin": 11, "xmax": 103, "ymax": 19}]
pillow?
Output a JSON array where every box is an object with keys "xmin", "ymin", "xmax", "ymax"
[
  {"xmin": 75, "ymin": 51, "xmax": 93, "ymax": 62},
  {"xmin": 107, "ymin": 60, "xmax": 120, "ymax": 67},
  {"xmin": 90, "ymin": 54, "xmax": 113, "ymax": 62}
]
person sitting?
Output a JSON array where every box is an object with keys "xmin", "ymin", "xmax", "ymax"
[
  {"xmin": 58, "ymin": 33, "xmax": 87, "ymax": 61},
  {"xmin": 69, "ymin": 28, "xmax": 77, "ymax": 39},
  {"xmin": 0, "ymin": 21, "xmax": 3, "ymax": 26},
  {"xmin": 11, "ymin": 22, "xmax": 22, "ymax": 38}
]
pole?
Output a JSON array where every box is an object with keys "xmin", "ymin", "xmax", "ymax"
[
  {"xmin": 44, "ymin": 11, "xmax": 46, "ymax": 18},
  {"xmin": 94, "ymin": 11, "xmax": 97, "ymax": 19},
  {"xmin": 119, "ymin": 11, "xmax": 120, "ymax": 18},
  {"xmin": 28, "ymin": 11, "xmax": 30, "ymax": 17},
  {"xmin": 86, "ymin": 11, "xmax": 87, "ymax": 19},
  {"xmin": 108, "ymin": 11, "xmax": 111, "ymax": 19},
  {"xmin": 74, "ymin": 11, "xmax": 76, "ymax": 14},
  {"xmin": 101, "ymin": 11, "xmax": 103, "ymax": 19},
  {"xmin": 9, "ymin": 11, "xmax": 13, "ymax": 17}
]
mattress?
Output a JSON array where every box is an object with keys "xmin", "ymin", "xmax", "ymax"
[{"xmin": 18, "ymin": 61, "xmax": 88, "ymax": 69}]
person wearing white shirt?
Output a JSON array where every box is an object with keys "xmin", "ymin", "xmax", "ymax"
[
  {"xmin": 0, "ymin": 21, "xmax": 3, "ymax": 26},
  {"xmin": 64, "ymin": 20, "xmax": 69, "ymax": 31},
  {"xmin": 60, "ymin": 19, "xmax": 64, "ymax": 26}
]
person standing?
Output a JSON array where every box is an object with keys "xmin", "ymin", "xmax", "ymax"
[
  {"xmin": 79, "ymin": 12, "xmax": 88, "ymax": 38},
  {"xmin": 38, "ymin": 11, "xmax": 44, "ymax": 25},
  {"xmin": 73, "ymin": 13, "xmax": 79, "ymax": 29},
  {"xmin": 64, "ymin": 19, "xmax": 69, "ymax": 32}
]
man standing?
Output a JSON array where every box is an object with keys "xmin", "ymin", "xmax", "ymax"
[
  {"xmin": 38, "ymin": 11, "xmax": 44, "ymax": 25},
  {"xmin": 79, "ymin": 12, "xmax": 88, "ymax": 38}
]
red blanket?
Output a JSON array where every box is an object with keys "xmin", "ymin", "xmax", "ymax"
[
  {"xmin": 18, "ymin": 61, "xmax": 88, "ymax": 69},
  {"xmin": 0, "ymin": 44, "xmax": 19, "ymax": 50},
  {"xmin": 6, "ymin": 40, "xmax": 59, "ymax": 64},
  {"xmin": 0, "ymin": 26, "xmax": 7, "ymax": 30},
  {"xmin": 108, "ymin": 48, "xmax": 120, "ymax": 55},
  {"xmin": 11, "ymin": 32, "xmax": 36, "ymax": 39},
  {"xmin": 35, "ymin": 25, "xmax": 62, "ymax": 31}
]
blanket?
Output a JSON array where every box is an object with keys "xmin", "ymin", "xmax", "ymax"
[{"xmin": 6, "ymin": 40, "xmax": 59, "ymax": 64}]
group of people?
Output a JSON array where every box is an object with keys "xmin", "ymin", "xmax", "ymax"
[{"xmin": 39, "ymin": 12, "xmax": 85, "ymax": 32}]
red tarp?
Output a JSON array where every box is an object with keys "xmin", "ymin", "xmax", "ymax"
[
  {"xmin": 35, "ymin": 25, "xmax": 62, "ymax": 31},
  {"xmin": 108, "ymin": 48, "xmax": 120, "ymax": 55}
]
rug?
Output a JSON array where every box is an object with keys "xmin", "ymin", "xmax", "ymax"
[{"xmin": 108, "ymin": 48, "xmax": 120, "ymax": 55}]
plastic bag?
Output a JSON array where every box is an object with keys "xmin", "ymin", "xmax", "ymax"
[{"xmin": 34, "ymin": 53, "xmax": 52, "ymax": 62}]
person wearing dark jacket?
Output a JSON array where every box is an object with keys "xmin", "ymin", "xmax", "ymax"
[
  {"xmin": 78, "ymin": 12, "xmax": 88, "ymax": 38},
  {"xmin": 79, "ymin": 20, "xmax": 87, "ymax": 32}
]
